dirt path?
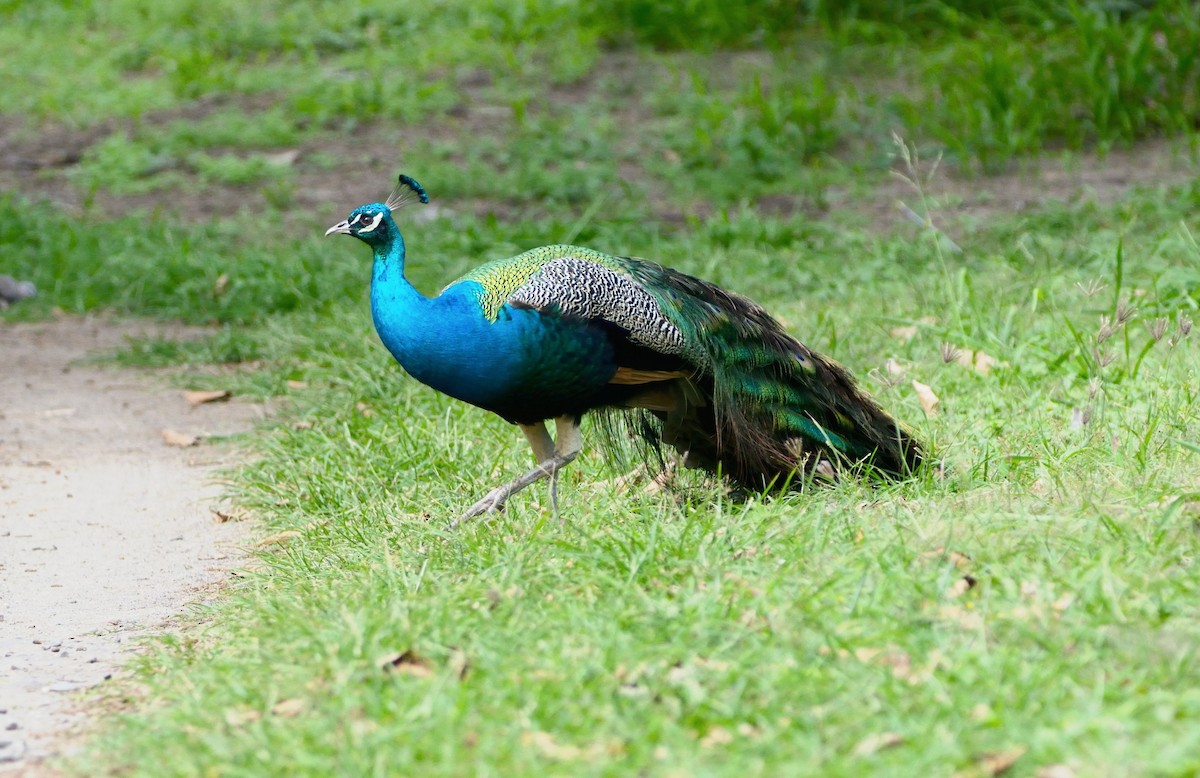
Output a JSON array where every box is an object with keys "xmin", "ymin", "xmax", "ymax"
[{"xmin": 0, "ymin": 317, "xmax": 263, "ymax": 774}]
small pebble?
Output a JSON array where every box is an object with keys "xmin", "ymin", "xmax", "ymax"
[
  {"xmin": 4, "ymin": 723, "xmax": 16, "ymax": 731},
  {"xmin": 0, "ymin": 274, "xmax": 36, "ymax": 305},
  {"xmin": 0, "ymin": 737, "xmax": 27, "ymax": 763}
]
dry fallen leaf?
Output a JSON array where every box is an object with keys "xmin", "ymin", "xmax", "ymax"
[
  {"xmin": 853, "ymin": 646, "xmax": 881, "ymax": 663},
  {"xmin": 520, "ymin": 730, "xmax": 615, "ymax": 761},
  {"xmin": 379, "ymin": 649, "xmax": 434, "ymax": 678},
  {"xmin": 853, "ymin": 647, "xmax": 913, "ymax": 679},
  {"xmin": 912, "ymin": 380, "xmax": 940, "ymax": 416},
  {"xmin": 255, "ymin": 530, "xmax": 300, "ymax": 548},
  {"xmin": 699, "ymin": 726, "xmax": 734, "ymax": 749},
  {"xmin": 953, "ymin": 747, "xmax": 1027, "ymax": 778},
  {"xmin": 947, "ymin": 550, "xmax": 973, "ymax": 570},
  {"xmin": 356, "ymin": 401, "xmax": 374, "ymax": 417},
  {"xmin": 885, "ymin": 358, "xmax": 906, "ymax": 377},
  {"xmin": 890, "ymin": 325, "xmax": 919, "ymax": 342},
  {"xmin": 944, "ymin": 345, "xmax": 1004, "ymax": 376},
  {"xmin": 920, "ymin": 547, "xmax": 973, "ymax": 571},
  {"xmin": 183, "ymin": 389, "xmax": 231, "ymax": 405},
  {"xmin": 522, "ymin": 731, "xmax": 572, "ymax": 760},
  {"xmin": 974, "ymin": 350, "xmax": 999, "ymax": 375},
  {"xmin": 980, "ymin": 748, "xmax": 1027, "ymax": 776},
  {"xmin": 264, "ymin": 149, "xmax": 301, "ymax": 167},
  {"xmin": 1051, "ymin": 593, "xmax": 1075, "ymax": 615},
  {"xmin": 853, "ymin": 731, "xmax": 904, "ymax": 756},
  {"xmin": 937, "ymin": 603, "xmax": 984, "ymax": 630},
  {"xmin": 212, "ymin": 506, "xmax": 251, "ymax": 524},
  {"xmin": 448, "ymin": 647, "xmax": 471, "ymax": 680},
  {"xmin": 946, "ymin": 575, "xmax": 978, "ymax": 598},
  {"xmin": 736, "ymin": 722, "xmax": 762, "ymax": 739},
  {"xmin": 270, "ymin": 698, "xmax": 306, "ymax": 717},
  {"xmin": 161, "ymin": 428, "xmax": 199, "ymax": 447},
  {"xmin": 213, "ymin": 273, "xmax": 230, "ymax": 297},
  {"xmin": 223, "ymin": 707, "xmax": 262, "ymax": 727},
  {"xmin": 1035, "ymin": 765, "xmax": 1076, "ymax": 778},
  {"xmin": 286, "ymin": 380, "xmax": 307, "ymax": 390}
]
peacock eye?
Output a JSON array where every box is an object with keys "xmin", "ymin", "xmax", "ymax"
[{"xmin": 359, "ymin": 212, "xmax": 384, "ymax": 233}]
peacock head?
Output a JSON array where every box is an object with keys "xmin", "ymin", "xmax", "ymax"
[{"xmin": 325, "ymin": 174, "xmax": 429, "ymax": 248}]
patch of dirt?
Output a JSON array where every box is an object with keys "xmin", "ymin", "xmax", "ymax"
[
  {"xmin": 819, "ymin": 137, "xmax": 1200, "ymax": 233},
  {"xmin": 3, "ymin": 92, "xmax": 1197, "ymax": 239},
  {"xmin": 0, "ymin": 94, "xmax": 294, "ymax": 223},
  {"xmin": 0, "ymin": 316, "xmax": 265, "ymax": 775},
  {"xmin": 2, "ymin": 46, "xmax": 1196, "ymax": 232}
]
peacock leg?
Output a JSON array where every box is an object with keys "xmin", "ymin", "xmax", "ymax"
[
  {"xmin": 547, "ymin": 417, "xmax": 583, "ymax": 520},
  {"xmin": 522, "ymin": 421, "xmax": 556, "ymax": 465},
  {"xmin": 452, "ymin": 418, "xmax": 582, "ymax": 527}
]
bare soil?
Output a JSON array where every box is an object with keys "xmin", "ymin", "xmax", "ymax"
[
  {"xmin": 0, "ymin": 317, "xmax": 264, "ymax": 775},
  {"xmin": 2, "ymin": 80, "xmax": 1195, "ymax": 230}
]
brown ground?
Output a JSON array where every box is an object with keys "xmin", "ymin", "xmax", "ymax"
[
  {"xmin": 1, "ymin": 79, "xmax": 1195, "ymax": 230},
  {"xmin": 0, "ymin": 317, "xmax": 264, "ymax": 774}
]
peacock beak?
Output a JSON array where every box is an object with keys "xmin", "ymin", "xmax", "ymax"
[{"xmin": 325, "ymin": 220, "xmax": 352, "ymax": 236}]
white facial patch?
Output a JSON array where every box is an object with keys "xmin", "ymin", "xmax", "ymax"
[{"xmin": 358, "ymin": 212, "xmax": 384, "ymax": 234}]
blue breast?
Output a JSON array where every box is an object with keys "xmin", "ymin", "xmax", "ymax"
[{"xmin": 371, "ymin": 281, "xmax": 618, "ymax": 421}]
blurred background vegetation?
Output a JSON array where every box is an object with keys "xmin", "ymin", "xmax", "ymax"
[{"xmin": 2, "ymin": 0, "xmax": 1197, "ymax": 225}]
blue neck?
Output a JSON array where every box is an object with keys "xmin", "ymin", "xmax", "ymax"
[
  {"xmin": 370, "ymin": 231, "xmax": 430, "ymax": 357},
  {"xmin": 371, "ymin": 232, "xmax": 424, "ymax": 304}
]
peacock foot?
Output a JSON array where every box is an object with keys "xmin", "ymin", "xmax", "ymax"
[
  {"xmin": 453, "ymin": 484, "xmax": 515, "ymax": 527},
  {"xmin": 450, "ymin": 451, "xmax": 578, "ymax": 528}
]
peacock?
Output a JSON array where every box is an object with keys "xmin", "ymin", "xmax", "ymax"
[{"xmin": 327, "ymin": 175, "xmax": 923, "ymax": 525}]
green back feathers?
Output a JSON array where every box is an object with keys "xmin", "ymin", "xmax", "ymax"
[
  {"xmin": 448, "ymin": 243, "xmax": 921, "ymax": 479},
  {"xmin": 451, "ymin": 245, "xmax": 620, "ymax": 321}
]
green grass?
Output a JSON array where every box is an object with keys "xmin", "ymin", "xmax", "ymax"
[
  {"xmin": 3, "ymin": 0, "xmax": 1200, "ymax": 775},
  {"xmin": 9, "ymin": 179, "xmax": 1200, "ymax": 775}
]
